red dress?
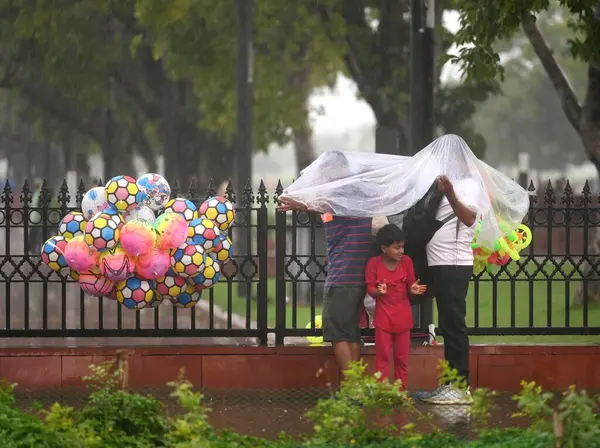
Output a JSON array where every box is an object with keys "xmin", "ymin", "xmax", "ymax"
[
  {"xmin": 365, "ymin": 255, "xmax": 416, "ymax": 387},
  {"xmin": 365, "ymin": 255, "xmax": 415, "ymax": 333}
]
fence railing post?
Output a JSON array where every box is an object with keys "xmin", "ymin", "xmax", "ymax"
[
  {"xmin": 256, "ymin": 181, "xmax": 269, "ymax": 346},
  {"xmin": 274, "ymin": 181, "xmax": 286, "ymax": 345}
]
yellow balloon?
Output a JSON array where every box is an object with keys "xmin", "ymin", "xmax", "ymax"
[{"xmin": 306, "ymin": 315, "xmax": 323, "ymax": 344}]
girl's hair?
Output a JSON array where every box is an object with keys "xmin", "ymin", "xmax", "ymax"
[{"xmin": 373, "ymin": 223, "xmax": 405, "ymax": 254}]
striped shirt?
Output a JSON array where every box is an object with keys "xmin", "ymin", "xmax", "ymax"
[{"xmin": 323, "ymin": 215, "xmax": 373, "ymax": 287}]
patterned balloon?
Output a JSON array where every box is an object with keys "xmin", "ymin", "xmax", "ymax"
[
  {"xmin": 154, "ymin": 212, "xmax": 188, "ymax": 249},
  {"xmin": 105, "ymin": 175, "xmax": 139, "ymax": 212},
  {"xmin": 162, "ymin": 198, "xmax": 198, "ymax": 223},
  {"xmin": 58, "ymin": 211, "xmax": 87, "ymax": 241},
  {"xmin": 79, "ymin": 272, "xmax": 115, "ymax": 297},
  {"xmin": 136, "ymin": 248, "xmax": 170, "ymax": 280},
  {"xmin": 188, "ymin": 218, "xmax": 221, "ymax": 252},
  {"xmin": 199, "ymin": 196, "xmax": 235, "ymax": 231},
  {"xmin": 169, "ymin": 283, "xmax": 202, "ymax": 308},
  {"xmin": 41, "ymin": 236, "xmax": 69, "ymax": 272},
  {"xmin": 170, "ymin": 243, "xmax": 205, "ymax": 278},
  {"xmin": 81, "ymin": 187, "xmax": 110, "ymax": 220},
  {"xmin": 119, "ymin": 219, "xmax": 156, "ymax": 257},
  {"xmin": 188, "ymin": 252, "xmax": 221, "ymax": 291},
  {"xmin": 84, "ymin": 213, "xmax": 120, "ymax": 252},
  {"xmin": 136, "ymin": 173, "xmax": 171, "ymax": 211},
  {"xmin": 115, "ymin": 276, "xmax": 156, "ymax": 310},
  {"xmin": 64, "ymin": 235, "xmax": 98, "ymax": 272},
  {"xmin": 155, "ymin": 274, "xmax": 187, "ymax": 299},
  {"xmin": 213, "ymin": 234, "xmax": 233, "ymax": 263},
  {"xmin": 98, "ymin": 246, "xmax": 135, "ymax": 282},
  {"xmin": 123, "ymin": 205, "xmax": 155, "ymax": 224}
]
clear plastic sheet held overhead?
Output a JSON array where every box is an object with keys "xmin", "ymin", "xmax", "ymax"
[{"xmin": 280, "ymin": 134, "xmax": 530, "ymax": 249}]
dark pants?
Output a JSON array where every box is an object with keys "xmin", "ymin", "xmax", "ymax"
[{"xmin": 429, "ymin": 265, "xmax": 472, "ymax": 385}]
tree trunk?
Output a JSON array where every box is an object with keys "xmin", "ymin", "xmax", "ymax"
[{"xmin": 573, "ymin": 61, "xmax": 600, "ymax": 305}]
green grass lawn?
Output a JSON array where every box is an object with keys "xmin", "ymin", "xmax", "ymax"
[{"xmin": 205, "ymin": 264, "xmax": 600, "ymax": 343}]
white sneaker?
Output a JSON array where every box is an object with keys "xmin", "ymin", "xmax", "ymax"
[{"xmin": 419, "ymin": 384, "xmax": 473, "ymax": 405}]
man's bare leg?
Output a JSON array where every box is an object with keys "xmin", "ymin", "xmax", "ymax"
[
  {"xmin": 333, "ymin": 341, "xmax": 362, "ymax": 379},
  {"xmin": 332, "ymin": 341, "xmax": 353, "ymax": 374},
  {"xmin": 349, "ymin": 342, "xmax": 361, "ymax": 362}
]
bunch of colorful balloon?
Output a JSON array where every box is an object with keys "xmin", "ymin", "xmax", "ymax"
[
  {"xmin": 40, "ymin": 173, "xmax": 235, "ymax": 310},
  {"xmin": 471, "ymin": 220, "xmax": 532, "ymax": 274}
]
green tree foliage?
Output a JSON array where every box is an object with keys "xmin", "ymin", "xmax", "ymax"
[
  {"xmin": 316, "ymin": 0, "xmax": 496, "ymax": 156},
  {"xmin": 472, "ymin": 5, "xmax": 589, "ymax": 170}
]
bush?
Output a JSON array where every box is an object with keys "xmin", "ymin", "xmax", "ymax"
[{"xmin": 0, "ymin": 360, "xmax": 598, "ymax": 447}]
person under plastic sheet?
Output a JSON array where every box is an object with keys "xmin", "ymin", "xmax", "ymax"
[
  {"xmin": 279, "ymin": 135, "xmax": 529, "ymax": 403},
  {"xmin": 278, "ymin": 150, "xmax": 372, "ymax": 377}
]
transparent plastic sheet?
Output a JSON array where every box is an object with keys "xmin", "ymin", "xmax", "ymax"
[{"xmin": 280, "ymin": 135, "xmax": 530, "ymax": 249}]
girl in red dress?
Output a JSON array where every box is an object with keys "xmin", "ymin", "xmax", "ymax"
[{"xmin": 365, "ymin": 224, "xmax": 427, "ymax": 389}]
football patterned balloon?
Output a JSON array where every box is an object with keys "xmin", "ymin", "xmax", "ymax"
[
  {"xmin": 41, "ymin": 236, "xmax": 69, "ymax": 272},
  {"xmin": 213, "ymin": 234, "xmax": 233, "ymax": 263},
  {"xmin": 145, "ymin": 291, "xmax": 164, "ymax": 308},
  {"xmin": 155, "ymin": 274, "xmax": 187, "ymax": 299},
  {"xmin": 136, "ymin": 173, "xmax": 171, "ymax": 211},
  {"xmin": 105, "ymin": 175, "xmax": 139, "ymax": 212},
  {"xmin": 162, "ymin": 198, "xmax": 199, "ymax": 223},
  {"xmin": 58, "ymin": 211, "xmax": 87, "ymax": 240},
  {"xmin": 188, "ymin": 252, "xmax": 221, "ymax": 291},
  {"xmin": 187, "ymin": 218, "xmax": 221, "ymax": 252},
  {"xmin": 170, "ymin": 243, "xmax": 205, "ymax": 278},
  {"xmin": 199, "ymin": 196, "xmax": 235, "ymax": 231},
  {"xmin": 79, "ymin": 271, "xmax": 115, "ymax": 297},
  {"xmin": 84, "ymin": 213, "xmax": 120, "ymax": 251},
  {"xmin": 81, "ymin": 187, "xmax": 110, "ymax": 220},
  {"xmin": 115, "ymin": 276, "xmax": 155, "ymax": 310},
  {"xmin": 98, "ymin": 246, "xmax": 135, "ymax": 282},
  {"xmin": 169, "ymin": 283, "xmax": 201, "ymax": 308}
]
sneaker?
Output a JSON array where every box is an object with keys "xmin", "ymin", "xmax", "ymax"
[
  {"xmin": 412, "ymin": 385, "xmax": 445, "ymax": 402},
  {"xmin": 419, "ymin": 384, "xmax": 473, "ymax": 405}
]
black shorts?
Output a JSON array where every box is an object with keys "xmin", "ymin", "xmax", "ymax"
[{"xmin": 322, "ymin": 286, "xmax": 366, "ymax": 343}]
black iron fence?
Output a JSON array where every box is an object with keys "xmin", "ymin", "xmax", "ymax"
[{"xmin": 1, "ymin": 177, "xmax": 600, "ymax": 346}]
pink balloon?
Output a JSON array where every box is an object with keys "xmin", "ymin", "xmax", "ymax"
[
  {"xmin": 64, "ymin": 235, "xmax": 98, "ymax": 272},
  {"xmin": 136, "ymin": 249, "xmax": 170, "ymax": 280},
  {"xmin": 79, "ymin": 272, "xmax": 115, "ymax": 297},
  {"xmin": 154, "ymin": 213, "xmax": 188, "ymax": 249},
  {"xmin": 98, "ymin": 246, "xmax": 135, "ymax": 282},
  {"xmin": 120, "ymin": 219, "xmax": 156, "ymax": 257}
]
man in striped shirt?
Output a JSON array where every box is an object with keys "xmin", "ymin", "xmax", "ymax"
[{"xmin": 279, "ymin": 152, "xmax": 372, "ymax": 374}]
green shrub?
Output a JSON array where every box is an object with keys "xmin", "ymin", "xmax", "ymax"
[{"xmin": 0, "ymin": 360, "xmax": 598, "ymax": 447}]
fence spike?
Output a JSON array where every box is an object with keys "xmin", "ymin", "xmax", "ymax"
[
  {"xmin": 206, "ymin": 178, "xmax": 217, "ymax": 198},
  {"xmin": 527, "ymin": 179, "xmax": 537, "ymax": 206},
  {"xmin": 274, "ymin": 180, "xmax": 283, "ymax": 205},
  {"xmin": 581, "ymin": 180, "xmax": 592, "ymax": 206},
  {"xmin": 561, "ymin": 180, "xmax": 574, "ymax": 206},
  {"xmin": 58, "ymin": 178, "xmax": 71, "ymax": 208},
  {"xmin": 257, "ymin": 180, "xmax": 269, "ymax": 207},
  {"xmin": 171, "ymin": 180, "xmax": 180, "ymax": 199},
  {"xmin": 188, "ymin": 177, "xmax": 200, "ymax": 206},
  {"xmin": 76, "ymin": 179, "xmax": 87, "ymax": 206},
  {"xmin": 20, "ymin": 179, "xmax": 33, "ymax": 206},
  {"xmin": 97, "ymin": 178, "xmax": 104, "ymax": 187},
  {"xmin": 39, "ymin": 179, "xmax": 52, "ymax": 208},
  {"xmin": 1, "ymin": 180, "xmax": 13, "ymax": 206},
  {"xmin": 242, "ymin": 178, "xmax": 254, "ymax": 207},
  {"xmin": 544, "ymin": 180, "xmax": 555, "ymax": 206},
  {"xmin": 225, "ymin": 179, "xmax": 236, "ymax": 204}
]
